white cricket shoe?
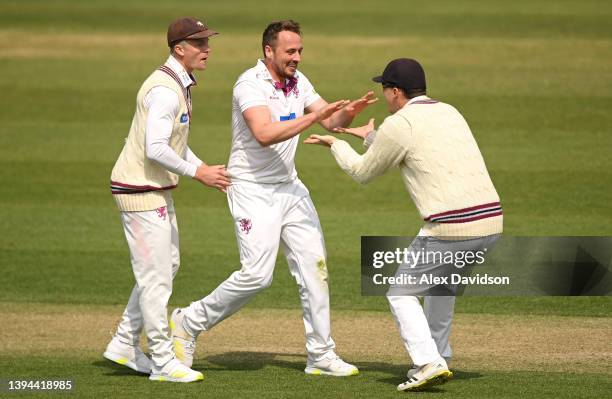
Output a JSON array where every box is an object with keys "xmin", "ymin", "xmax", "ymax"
[
  {"xmin": 170, "ymin": 308, "xmax": 196, "ymax": 368},
  {"xmin": 304, "ymin": 353, "xmax": 359, "ymax": 377},
  {"xmin": 398, "ymin": 357, "xmax": 453, "ymax": 391},
  {"xmin": 149, "ymin": 359, "xmax": 203, "ymax": 383},
  {"xmin": 103, "ymin": 337, "xmax": 153, "ymax": 374}
]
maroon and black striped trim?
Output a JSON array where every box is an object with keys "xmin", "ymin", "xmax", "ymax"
[
  {"xmin": 110, "ymin": 181, "xmax": 177, "ymax": 195},
  {"xmin": 424, "ymin": 202, "xmax": 502, "ymax": 224},
  {"xmin": 410, "ymin": 99, "xmax": 438, "ymax": 105},
  {"xmin": 158, "ymin": 66, "xmax": 186, "ymax": 93},
  {"xmin": 157, "ymin": 65, "xmax": 193, "ymax": 121}
]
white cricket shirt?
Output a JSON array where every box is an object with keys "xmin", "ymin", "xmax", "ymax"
[{"xmin": 227, "ymin": 59, "xmax": 321, "ymax": 183}]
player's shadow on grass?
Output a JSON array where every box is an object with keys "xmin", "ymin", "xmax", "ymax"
[
  {"xmin": 361, "ymin": 361, "xmax": 483, "ymax": 393},
  {"xmin": 202, "ymin": 351, "xmax": 309, "ymax": 373},
  {"xmin": 92, "ymin": 359, "xmax": 149, "ymax": 377},
  {"xmin": 202, "ymin": 352, "xmax": 481, "ymax": 388}
]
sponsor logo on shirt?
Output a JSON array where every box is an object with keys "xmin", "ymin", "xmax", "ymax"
[{"xmin": 280, "ymin": 113, "xmax": 296, "ymax": 121}]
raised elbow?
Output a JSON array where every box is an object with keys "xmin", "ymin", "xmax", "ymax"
[
  {"xmin": 252, "ymin": 131, "xmax": 273, "ymax": 147},
  {"xmin": 348, "ymin": 168, "xmax": 375, "ymax": 185},
  {"xmin": 255, "ymin": 138, "xmax": 273, "ymax": 147},
  {"xmin": 353, "ymin": 174, "xmax": 372, "ymax": 185}
]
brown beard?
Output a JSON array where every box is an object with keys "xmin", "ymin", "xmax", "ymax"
[{"xmin": 266, "ymin": 59, "xmax": 296, "ymax": 80}]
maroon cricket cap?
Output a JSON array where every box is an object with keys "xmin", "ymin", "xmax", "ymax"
[
  {"xmin": 372, "ymin": 58, "xmax": 426, "ymax": 91},
  {"xmin": 167, "ymin": 17, "xmax": 218, "ymax": 47}
]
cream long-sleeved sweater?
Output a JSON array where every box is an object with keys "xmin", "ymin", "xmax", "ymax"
[{"xmin": 330, "ymin": 96, "xmax": 502, "ymax": 237}]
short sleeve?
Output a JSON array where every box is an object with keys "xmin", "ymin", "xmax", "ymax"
[
  {"xmin": 234, "ymin": 79, "xmax": 267, "ymax": 113},
  {"xmin": 299, "ymin": 73, "xmax": 321, "ymax": 108}
]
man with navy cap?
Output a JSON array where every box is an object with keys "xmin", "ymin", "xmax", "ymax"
[{"xmin": 306, "ymin": 58, "xmax": 503, "ymax": 391}]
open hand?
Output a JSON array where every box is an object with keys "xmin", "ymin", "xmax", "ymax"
[
  {"xmin": 303, "ymin": 134, "xmax": 337, "ymax": 147},
  {"xmin": 333, "ymin": 118, "xmax": 376, "ymax": 139},
  {"xmin": 315, "ymin": 99, "xmax": 350, "ymax": 122},
  {"xmin": 344, "ymin": 91, "xmax": 378, "ymax": 118}
]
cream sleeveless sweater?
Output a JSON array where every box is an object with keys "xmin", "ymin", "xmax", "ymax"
[{"xmin": 110, "ymin": 68, "xmax": 190, "ymax": 211}]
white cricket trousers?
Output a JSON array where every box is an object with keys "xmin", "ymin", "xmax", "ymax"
[
  {"xmin": 385, "ymin": 297, "xmax": 457, "ymax": 364},
  {"xmin": 424, "ymin": 296, "xmax": 455, "ymax": 360},
  {"xmin": 387, "ymin": 234, "xmax": 500, "ymax": 366},
  {"xmin": 183, "ymin": 179, "xmax": 336, "ymax": 362},
  {"xmin": 387, "ymin": 295, "xmax": 441, "ymax": 366},
  {"xmin": 114, "ymin": 203, "xmax": 179, "ymax": 368}
]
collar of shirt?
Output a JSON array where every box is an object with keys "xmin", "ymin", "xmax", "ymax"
[
  {"xmin": 166, "ymin": 55, "xmax": 197, "ymax": 88},
  {"xmin": 254, "ymin": 59, "xmax": 299, "ymax": 96},
  {"xmin": 274, "ymin": 77, "xmax": 298, "ymax": 96},
  {"xmin": 254, "ymin": 59, "xmax": 274, "ymax": 81},
  {"xmin": 407, "ymin": 95, "xmax": 430, "ymax": 105}
]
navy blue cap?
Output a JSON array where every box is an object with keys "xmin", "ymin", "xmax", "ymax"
[{"xmin": 372, "ymin": 58, "xmax": 426, "ymax": 91}]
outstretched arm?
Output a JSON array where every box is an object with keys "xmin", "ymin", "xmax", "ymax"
[
  {"xmin": 333, "ymin": 118, "xmax": 376, "ymax": 144},
  {"xmin": 307, "ymin": 91, "xmax": 378, "ymax": 132},
  {"xmin": 304, "ymin": 119, "xmax": 408, "ymax": 184},
  {"xmin": 242, "ymin": 100, "xmax": 349, "ymax": 147}
]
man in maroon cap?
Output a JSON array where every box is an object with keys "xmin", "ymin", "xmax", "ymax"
[{"xmin": 104, "ymin": 17, "xmax": 230, "ymax": 383}]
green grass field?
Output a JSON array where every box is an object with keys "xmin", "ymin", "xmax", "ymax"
[{"xmin": 1, "ymin": 0, "xmax": 611, "ymax": 397}]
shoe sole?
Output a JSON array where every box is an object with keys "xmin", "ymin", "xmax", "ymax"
[
  {"xmin": 149, "ymin": 373, "xmax": 204, "ymax": 383},
  {"xmin": 103, "ymin": 351, "xmax": 151, "ymax": 374},
  {"xmin": 304, "ymin": 367, "xmax": 359, "ymax": 377},
  {"xmin": 398, "ymin": 370, "xmax": 453, "ymax": 391}
]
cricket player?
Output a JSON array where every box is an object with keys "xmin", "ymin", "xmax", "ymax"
[
  {"xmin": 104, "ymin": 17, "xmax": 230, "ymax": 383},
  {"xmin": 169, "ymin": 20, "xmax": 376, "ymax": 376},
  {"xmin": 305, "ymin": 58, "xmax": 503, "ymax": 391}
]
